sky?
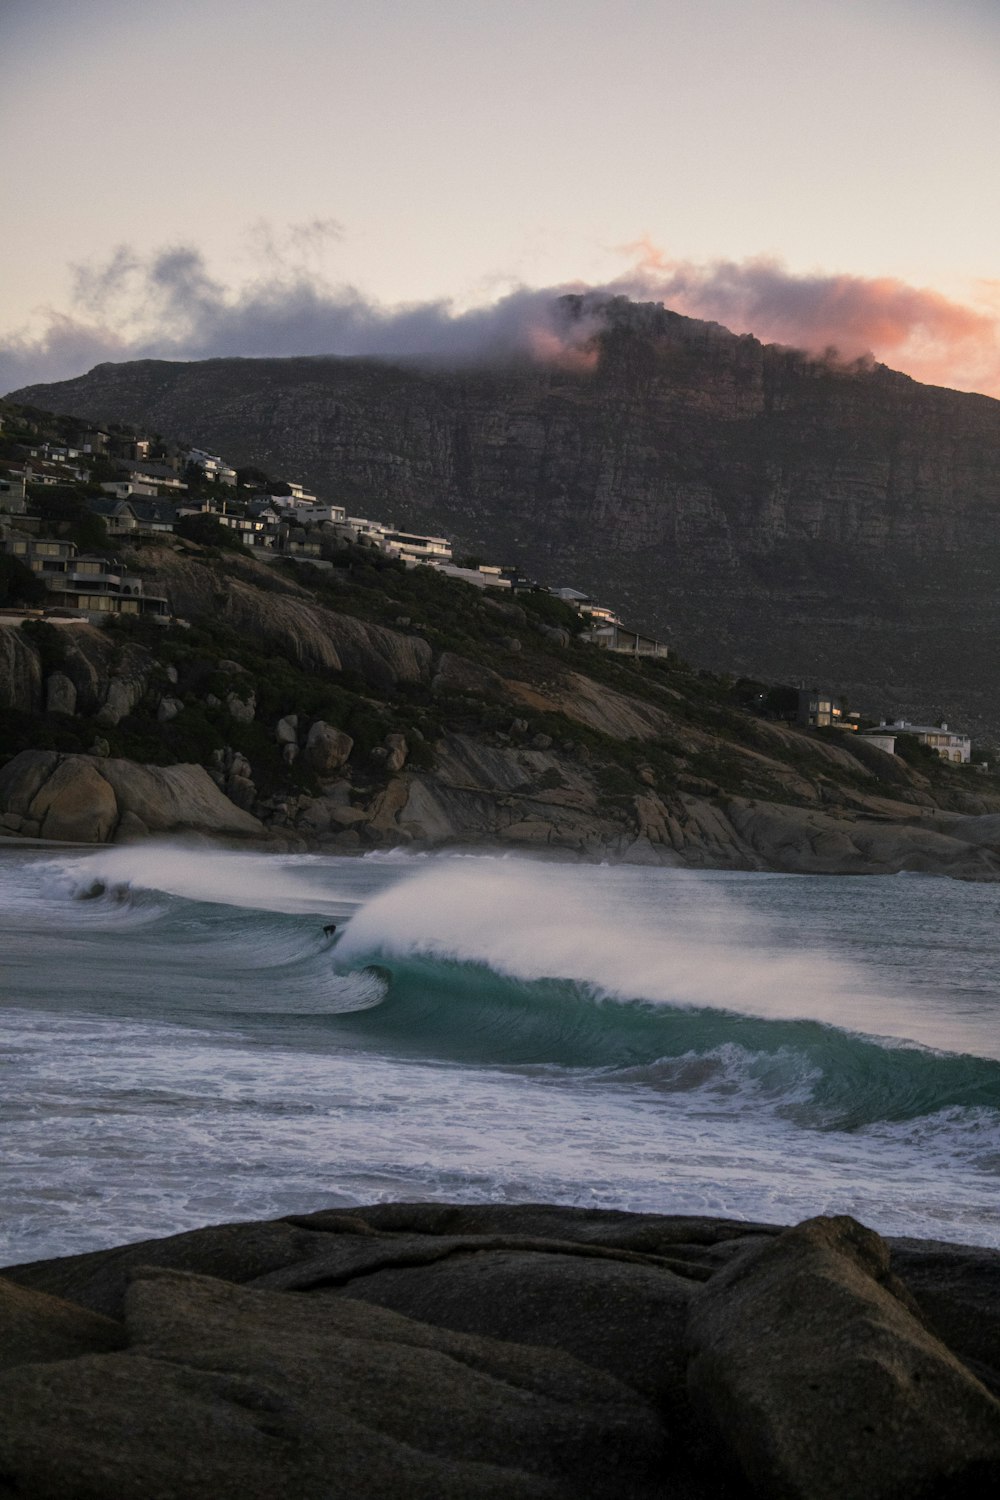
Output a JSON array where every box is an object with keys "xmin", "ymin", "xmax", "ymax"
[{"xmin": 1, "ymin": 0, "xmax": 998, "ymax": 395}]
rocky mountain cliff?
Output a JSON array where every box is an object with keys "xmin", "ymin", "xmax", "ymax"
[{"xmin": 13, "ymin": 299, "xmax": 1000, "ymax": 736}]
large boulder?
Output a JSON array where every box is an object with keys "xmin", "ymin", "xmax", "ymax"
[
  {"xmin": 45, "ymin": 671, "xmax": 77, "ymax": 716},
  {"xmin": 4, "ymin": 1203, "xmax": 1000, "ymax": 1498},
  {"xmin": 432, "ymin": 651, "xmax": 509, "ymax": 701},
  {"xmin": 0, "ymin": 1267, "xmax": 665, "ymax": 1499},
  {"xmin": 98, "ymin": 759, "xmax": 264, "ymax": 839},
  {"xmin": 304, "ymin": 721, "xmax": 353, "ymax": 776},
  {"xmin": 26, "ymin": 757, "xmax": 118, "ymax": 842},
  {"xmin": 0, "ymin": 751, "xmax": 265, "ymax": 844},
  {"xmin": 0, "ymin": 1278, "xmax": 124, "ymax": 1373},
  {"xmin": 687, "ymin": 1215, "xmax": 1000, "ymax": 1499},
  {"xmin": 0, "ymin": 623, "xmax": 44, "ymax": 713}
]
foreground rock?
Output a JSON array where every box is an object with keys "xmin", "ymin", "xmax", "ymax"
[{"xmin": 3, "ymin": 1204, "xmax": 999, "ymax": 1498}]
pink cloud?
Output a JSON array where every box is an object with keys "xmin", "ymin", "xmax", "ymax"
[{"xmin": 612, "ymin": 240, "xmax": 1000, "ymax": 396}]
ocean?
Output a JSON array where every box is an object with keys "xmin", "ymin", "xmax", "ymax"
[{"xmin": 2, "ymin": 843, "xmax": 999, "ymax": 1265}]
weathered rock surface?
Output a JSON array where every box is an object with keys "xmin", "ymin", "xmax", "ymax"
[
  {"xmin": 45, "ymin": 670, "xmax": 77, "ymax": 716},
  {"xmin": 304, "ymin": 720, "xmax": 354, "ymax": 776},
  {"xmin": 2, "ymin": 1205, "xmax": 999, "ymax": 1499},
  {"xmin": 0, "ymin": 623, "xmax": 44, "ymax": 714},
  {"xmin": 0, "ymin": 750, "xmax": 265, "ymax": 843},
  {"xmin": 303, "ymin": 733, "xmax": 1000, "ymax": 876},
  {"xmin": 0, "ymin": 1277, "xmax": 126, "ymax": 1373},
  {"xmin": 1, "ymin": 621, "xmax": 154, "ymax": 720},
  {"xmin": 146, "ymin": 548, "xmax": 433, "ymax": 690},
  {"xmin": 687, "ymin": 1215, "xmax": 1000, "ymax": 1499}
]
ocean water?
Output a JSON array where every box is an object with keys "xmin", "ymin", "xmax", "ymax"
[{"xmin": 2, "ymin": 843, "xmax": 1000, "ymax": 1264}]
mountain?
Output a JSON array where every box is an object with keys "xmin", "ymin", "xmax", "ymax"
[{"xmin": 12, "ymin": 298, "xmax": 1000, "ymax": 735}]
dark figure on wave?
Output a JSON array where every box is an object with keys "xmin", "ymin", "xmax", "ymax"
[{"xmin": 323, "ymin": 923, "xmax": 338, "ymax": 937}]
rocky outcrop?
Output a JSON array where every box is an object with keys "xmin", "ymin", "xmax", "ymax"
[
  {"xmin": 278, "ymin": 733, "xmax": 1000, "ymax": 875},
  {"xmin": 0, "ymin": 621, "xmax": 155, "ymax": 722},
  {"xmin": 0, "ymin": 623, "xmax": 46, "ymax": 715},
  {"xmin": 147, "ymin": 549, "xmax": 432, "ymax": 690},
  {"xmin": 0, "ymin": 750, "xmax": 265, "ymax": 843},
  {"xmin": 16, "ymin": 300, "xmax": 1000, "ymax": 734},
  {"xmin": 304, "ymin": 721, "xmax": 353, "ymax": 777},
  {"xmin": 2, "ymin": 1204, "xmax": 999, "ymax": 1498}
]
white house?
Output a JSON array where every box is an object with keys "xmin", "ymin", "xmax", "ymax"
[
  {"xmin": 186, "ymin": 448, "xmax": 237, "ymax": 486},
  {"xmin": 382, "ymin": 530, "xmax": 453, "ymax": 565},
  {"xmin": 881, "ymin": 720, "xmax": 971, "ymax": 763}
]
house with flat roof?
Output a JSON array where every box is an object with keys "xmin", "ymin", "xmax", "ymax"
[
  {"xmin": 0, "ymin": 474, "xmax": 26, "ymax": 514},
  {"xmin": 879, "ymin": 720, "xmax": 971, "ymax": 763},
  {"xmin": 382, "ymin": 530, "xmax": 452, "ymax": 566},
  {"xmin": 796, "ymin": 689, "xmax": 857, "ymax": 729},
  {"xmin": 2, "ymin": 536, "xmax": 168, "ymax": 620}
]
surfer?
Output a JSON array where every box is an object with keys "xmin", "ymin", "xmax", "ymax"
[{"xmin": 323, "ymin": 923, "xmax": 338, "ymax": 937}]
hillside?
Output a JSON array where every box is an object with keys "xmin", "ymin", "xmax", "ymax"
[
  {"xmin": 11, "ymin": 297, "xmax": 1000, "ymax": 737},
  {"xmin": 6, "ymin": 527, "xmax": 1000, "ymax": 874}
]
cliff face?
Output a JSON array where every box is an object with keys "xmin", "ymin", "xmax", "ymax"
[{"xmin": 13, "ymin": 300, "xmax": 1000, "ymax": 732}]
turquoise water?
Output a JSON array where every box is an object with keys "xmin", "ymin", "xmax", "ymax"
[{"xmin": 2, "ymin": 844, "xmax": 999, "ymax": 1262}]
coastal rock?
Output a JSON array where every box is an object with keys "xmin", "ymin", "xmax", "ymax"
[
  {"xmin": 687, "ymin": 1215, "xmax": 1000, "ymax": 1499},
  {"xmin": 432, "ymin": 651, "xmax": 508, "ymax": 701},
  {"xmin": 95, "ymin": 662, "xmax": 152, "ymax": 727},
  {"xmin": 0, "ymin": 748, "xmax": 59, "ymax": 818},
  {"xmin": 724, "ymin": 798, "xmax": 1000, "ymax": 878},
  {"xmin": 275, "ymin": 714, "xmax": 299, "ymax": 745},
  {"xmin": 115, "ymin": 810, "xmax": 150, "ymax": 842},
  {"xmin": 224, "ymin": 774, "xmax": 257, "ymax": 812},
  {"xmin": 363, "ymin": 777, "xmax": 412, "ymax": 840},
  {"xmin": 0, "ymin": 750, "xmax": 265, "ymax": 844},
  {"xmin": 156, "ymin": 695, "xmax": 183, "ymax": 723},
  {"xmin": 27, "ymin": 757, "xmax": 118, "ymax": 842},
  {"xmin": 304, "ymin": 721, "xmax": 353, "ymax": 776},
  {"xmin": 0, "ymin": 623, "xmax": 44, "ymax": 714},
  {"xmin": 4, "ymin": 1205, "xmax": 1000, "ymax": 1499},
  {"xmin": 0, "ymin": 1278, "xmax": 125, "ymax": 1373},
  {"xmin": 45, "ymin": 671, "xmax": 77, "ymax": 716},
  {"xmin": 0, "ymin": 1268, "xmax": 664, "ymax": 1500},
  {"xmin": 119, "ymin": 548, "xmax": 433, "ymax": 691},
  {"xmin": 507, "ymin": 670, "xmax": 676, "ymax": 742},
  {"xmin": 384, "ymin": 732, "xmax": 408, "ymax": 772},
  {"xmin": 225, "ymin": 690, "xmax": 255, "ymax": 723}
]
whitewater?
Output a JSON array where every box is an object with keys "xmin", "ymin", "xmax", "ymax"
[{"xmin": 2, "ymin": 843, "xmax": 1000, "ymax": 1264}]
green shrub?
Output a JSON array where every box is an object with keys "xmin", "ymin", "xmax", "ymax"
[
  {"xmin": 20, "ymin": 618, "xmax": 68, "ymax": 672},
  {"xmin": 1, "ymin": 556, "xmax": 46, "ymax": 607}
]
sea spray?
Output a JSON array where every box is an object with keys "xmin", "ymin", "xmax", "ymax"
[{"xmin": 3, "ymin": 844, "xmax": 1000, "ymax": 1258}]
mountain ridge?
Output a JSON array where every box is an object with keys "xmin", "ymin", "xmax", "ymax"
[{"xmin": 12, "ymin": 297, "xmax": 1000, "ymax": 734}]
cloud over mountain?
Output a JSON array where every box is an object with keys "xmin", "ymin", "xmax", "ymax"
[{"xmin": 3, "ymin": 236, "xmax": 998, "ymax": 398}]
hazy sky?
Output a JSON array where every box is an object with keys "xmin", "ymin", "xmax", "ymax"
[{"xmin": 2, "ymin": 0, "xmax": 998, "ymax": 393}]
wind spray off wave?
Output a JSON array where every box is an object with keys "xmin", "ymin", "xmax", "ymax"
[
  {"xmin": 334, "ymin": 859, "xmax": 934, "ymax": 1045},
  {"xmin": 5, "ymin": 846, "xmax": 1000, "ymax": 1260}
]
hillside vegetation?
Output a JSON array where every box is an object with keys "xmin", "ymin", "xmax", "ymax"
[{"xmin": 6, "ymin": 526, "xmax": 1000, "ymax": 873}]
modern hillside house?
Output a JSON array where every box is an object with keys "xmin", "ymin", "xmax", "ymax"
[{"xmin": 2, "ymin": 536, "xmax": 169, "ymax": 620}]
